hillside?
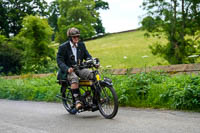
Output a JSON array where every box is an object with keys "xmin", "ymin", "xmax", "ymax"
[{"xmin": 85, "ymin": 30, "xmax": 168, "ymax": 69}]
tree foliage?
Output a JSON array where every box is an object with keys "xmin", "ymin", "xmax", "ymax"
[
  {"xmin": 0, "ymin": 0, "xmax": 109, "ymax": 41},
  {"xmin": 16, "ymin": 15, "xmax": 54, "ymax": 72},
  {"xmin": 56, "ymin": 0, "xmax": 96, "ymax": 43},
  {"xmin": 0, "ymin": 0, "xmax": 48, "ymax": 37},
  {"xmin": 93, "ymin": 0, "xmax": 109, "ymax": 34},
  {"xmin": 55, "ymin": 0, "xmax": 109, "ymax": 43},
  {"xmin": 48, "ymin": 0, "xmax": 60, "ymax": 40},
  {"xmin": 0, "ymin": 35, "xmax": 23, "ymax": 74},
  {"xmin": 141, "ymin": 0, "xmax": 200, "ymax": 64}
]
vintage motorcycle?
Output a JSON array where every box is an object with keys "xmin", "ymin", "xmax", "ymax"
[{"xmin": 57, "ymin": 58, "xmax": 118, "ymax": 119}]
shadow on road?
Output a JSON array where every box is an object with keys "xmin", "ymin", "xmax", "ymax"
[{"xmin": 61, "ymin": 113, "xmax": 102, "ymax": 120}]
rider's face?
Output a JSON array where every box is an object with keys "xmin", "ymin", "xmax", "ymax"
[{"xmin": 72, "ymin": 36, "xmax": 79, "ymax": 44}]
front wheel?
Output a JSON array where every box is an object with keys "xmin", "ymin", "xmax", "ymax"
[{"xmin": 98, "ymin": 85, "xmax": 118, "ymax": 119}]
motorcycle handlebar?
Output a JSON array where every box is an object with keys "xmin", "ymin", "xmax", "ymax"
[{"xmin": 72, "ymin": 58, "xmax": 100, "ymax": 70}]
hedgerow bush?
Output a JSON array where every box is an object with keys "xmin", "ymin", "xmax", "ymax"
[
  {"xmin": 160, "ymin": 75, "xmax": 200, "ymax": 110},
  {"xmin": 106, "ymin": 72, "xmax": 200, "ymax": 110},
  {"xmin": 109, "ymin": 72, "xmax": 170, "ymax": 108},
  {"xmin": 0, "ymin": 74, "xmax": 60, "ymax": 102},
  {"xmin": 0, "ymin": 72, "xmax": 199, "ymax": 111}
]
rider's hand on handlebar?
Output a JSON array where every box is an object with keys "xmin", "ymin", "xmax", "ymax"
[{"xmin": 68, "ymin": 67, "xmax": 74, "ymax": 73}]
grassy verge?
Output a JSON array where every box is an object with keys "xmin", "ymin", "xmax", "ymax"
[{"xmin": 0, "ymin": 72, "xmax": 199, "ymax": 111}]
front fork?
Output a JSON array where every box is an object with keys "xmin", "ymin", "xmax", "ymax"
[{"xmin": 92, "ymin": 81, "xmax": 104, "ymax": 105}]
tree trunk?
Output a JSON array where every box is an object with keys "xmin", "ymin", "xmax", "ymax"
[
  {"xmin": 171, "ymin": 0, "xmax": 177, "ymax": 47},
  {"xmin": 172, "ymin": 0, "xmax": 182, "ymax": 64},
  {"xmin": 181, "ymin": 0, "xmax": 185, "ymax": 40}
]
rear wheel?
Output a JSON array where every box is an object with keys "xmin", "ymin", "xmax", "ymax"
[
  {"xmin": 98, "ymin": 85, "xmax": 118, "ymax": 119},
  {"xmin": 62, "ymin": 88, "xmax": 76, "ymax": 114}
]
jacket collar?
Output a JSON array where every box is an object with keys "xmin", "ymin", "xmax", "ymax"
[{"xmin": 70, "ymin": 41, "xmax": 78, "ymax": 48}]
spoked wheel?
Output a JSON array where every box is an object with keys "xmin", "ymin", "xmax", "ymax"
[
  {"xmin": 98, "ymin": 85, "xmax": 118, "ymax": 119},
  {"xmin": 62, "ymin": 88, "xmax": 76, "ymax": 114}
]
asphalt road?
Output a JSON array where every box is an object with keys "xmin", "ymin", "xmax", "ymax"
[{"xmin": 0, "ymin": 99, "xmax": 199, "ymax": 133}]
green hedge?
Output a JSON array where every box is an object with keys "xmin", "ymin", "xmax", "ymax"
[
  {"xmin": 0, "ymin": 72, "xmax": 200, "ymax": 111},
  {"xmin": 110, "ymin": 72, "xmax": 200, "ymax": 110},
  {"xmin": 0, "ymin": 74, "xmax": 60, "ymax": 102}
]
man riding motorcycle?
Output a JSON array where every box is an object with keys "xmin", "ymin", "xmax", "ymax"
[{"xmin": 57, "ymin": 27, "xmax": 94, "ymax": 111}]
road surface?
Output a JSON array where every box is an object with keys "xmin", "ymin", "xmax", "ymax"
[{"xmin": 0, "ymin": 99, "xmax": 199, "ymax": 133}]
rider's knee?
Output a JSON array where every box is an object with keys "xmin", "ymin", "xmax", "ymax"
[
  {"xmin": 71, "ymin": 83, "xmax": 79, "ymax": 89},
  {"xmin": 67, "ymin": 72, "xmax": 79, "ymax": 85}
]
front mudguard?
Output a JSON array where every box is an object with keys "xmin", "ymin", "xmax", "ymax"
[{"xmin": 99, "ymin": 77, "xmax": 113, "ymax": 87}]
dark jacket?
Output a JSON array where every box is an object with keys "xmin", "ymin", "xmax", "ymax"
[{"xmin": 56, "ymin": 40, "xmax": 92, "ymax": 80}]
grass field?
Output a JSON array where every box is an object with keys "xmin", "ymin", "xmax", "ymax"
[{"xmin": 85, "ymin": 30, "xmax": 168, "ymax": 69}]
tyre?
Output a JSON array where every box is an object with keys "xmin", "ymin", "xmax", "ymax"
[
  {"xmin": 62, "ymin": 88, "xmax": 76, "ymax": 114},
  {"xmin": 98, "ymin": 85, "xmax": 118, "ymax": 119}
]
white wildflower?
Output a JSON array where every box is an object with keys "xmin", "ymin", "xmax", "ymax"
[
  {"xmin": 188, "ymin": 55, "xmax": 199, "ymax": 58},
  {"xmin": 142, "ymin": 55, "xmax": 149, "ymax": 58},
  {"xmin": 106, "ymin": 65, "xmax": 112, "ymax": 68}
]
